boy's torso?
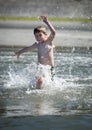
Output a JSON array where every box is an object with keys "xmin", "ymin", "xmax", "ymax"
[{"xmin": 36, "ymin": 42, "xmax": 54, "ymax": 66}]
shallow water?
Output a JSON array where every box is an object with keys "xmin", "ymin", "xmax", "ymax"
[{"xmin": 0, "ymin": 47, "xmax": 92, "ymax": 130}]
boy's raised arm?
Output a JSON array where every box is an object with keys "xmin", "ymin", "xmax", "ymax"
[{"xmin": 41, "ymin": 16, "xmax": 56, "ymax": 41}]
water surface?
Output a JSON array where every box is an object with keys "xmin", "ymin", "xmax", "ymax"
[{"xmin": 0, "ymin": 47, "xmax": 92, "ymax": 130}]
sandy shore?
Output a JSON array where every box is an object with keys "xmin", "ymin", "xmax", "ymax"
[
  {"xmin": 0, "ymin": 20, "xmax": 92, "ymax": 31},
  {"xmin": 0, "ymin": 20, "xmax": 92, "ymax": 47}
]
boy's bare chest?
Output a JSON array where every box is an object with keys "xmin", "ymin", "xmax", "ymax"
[{"xmin": 37, "ymin": 43, "xmax": 52, "ymax": 54}]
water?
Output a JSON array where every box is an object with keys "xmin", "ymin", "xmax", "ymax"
[
  {"xmin": 0, "ymin": 47, "xmax": 92, "ymax": 130},
  {"xmin": 0, "ymin": 0, "xmax": 92, "ymax": 18}
]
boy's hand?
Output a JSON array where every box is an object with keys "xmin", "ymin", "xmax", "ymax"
[
  {"xmin": 15, "ymin": 52, "xmax": 20, "ymax": 58},
  {"xmin": 41, "ymin": 15, "xmax": 48, "ymax": 23}
]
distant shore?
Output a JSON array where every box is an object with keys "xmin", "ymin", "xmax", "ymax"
[
  {"xmin": 0, "ymin": 16, "xmax": 92, "ymax": 22},
  {"xmin": 0, "ymin": 18, "xmax": 92, "ymax": 31},
  {"xmin": 0, "ymin": 19, "xmax": 92, "ymax": 48}
]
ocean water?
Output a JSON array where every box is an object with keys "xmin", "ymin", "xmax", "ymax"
[{"xmin": 0, "ymin": 47, "xmax": 92, "ymax": 130}]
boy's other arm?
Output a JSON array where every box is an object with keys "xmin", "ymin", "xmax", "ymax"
[{"xmin": 15, "ymin": 43, "xmax": 37, "ymax": 58}]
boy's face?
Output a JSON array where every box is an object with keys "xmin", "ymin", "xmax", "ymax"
[{"xmin": 34, "ymin": 32, "xmax": 47, "ymax": 42}]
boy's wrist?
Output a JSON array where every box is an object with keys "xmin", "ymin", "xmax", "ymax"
[{"xmin": 44, "ymin": 20, "xmax": 50, "ymax": 25}]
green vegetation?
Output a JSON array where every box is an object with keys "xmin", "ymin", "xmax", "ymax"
[
  {"xmin": 49, "ymin": 17, "xmax": 92, "ymax": 23},
  {"xmin": 0, "ymin": 16, "xmax": 92, "ymax": 23},
  {"xmin": 0, "ymin": 16, "xmax": 37, "ymax": 21}
]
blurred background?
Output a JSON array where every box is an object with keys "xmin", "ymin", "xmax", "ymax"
[
  {"xmin": 0, "ymin": 0, "xmax": 92, "ymax": 18},
  {"xmin": 0, "ymin": 0, "xmax": 92, "ymax": 47}
]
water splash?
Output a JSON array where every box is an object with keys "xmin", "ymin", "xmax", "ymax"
[
  {"xmin": 0, "ymin": 49, "xmax": 92, "ymax": 116},
  {"xmin": 4, "ymin": 62, "xmax": 66, "ymax": 93},
  {"xmin": 4, "ymin": 63, "xmax": 37, "ymax": 89}
]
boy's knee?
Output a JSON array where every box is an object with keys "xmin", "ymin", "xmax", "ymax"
[
  {"xmin": 38, "ymin": 77, "xmax": 43, "ymax": 84},
  {"xmin": 37, "ymin": 77, "xmax": 43, "ymax": 89}
]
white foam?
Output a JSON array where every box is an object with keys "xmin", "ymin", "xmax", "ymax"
[{"xmin": 4, "ymin": 63, "xmax": 66, "ymax": 93}]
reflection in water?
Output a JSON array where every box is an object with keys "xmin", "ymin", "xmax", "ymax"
[{"xmin": 0, "ymin": 99, "xmax": 7, "ymax": 116}]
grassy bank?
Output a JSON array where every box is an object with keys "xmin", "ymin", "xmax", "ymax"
[{"xmin": 0, "ymin": 16, "xmax": 92, "ymax": 23}]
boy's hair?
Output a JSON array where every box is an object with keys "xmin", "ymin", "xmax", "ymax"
[{"xmin": 34, "ymin": 26, "xmax": 47, "ymax": 35}]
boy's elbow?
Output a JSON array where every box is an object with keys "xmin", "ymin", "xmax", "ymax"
[{"xmin": 53, "ymin": 30, "xmax": 56, "ymax": 36}]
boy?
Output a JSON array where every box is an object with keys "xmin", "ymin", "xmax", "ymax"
[{"xmin": 15, "ymin": 16, "xmax": 56, "ymax": 89}]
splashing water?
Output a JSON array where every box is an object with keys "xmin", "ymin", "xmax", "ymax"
[
  {"xmin": 4, "ymin": 62, "xmax": 66, "ymax": 94},
  {"xmin": 0, "ymin": 48, "xmax": 92, "ymax": 117},
  {"xmin": 4, "ymin": 63, "xmax": 36, "ymax": 89}
]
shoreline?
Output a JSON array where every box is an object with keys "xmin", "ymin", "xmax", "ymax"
[
  {"xmin": 0, "ymin": 20, "xmax": 92, "ymax": 48},
  {"xmin": 0, "ymin": 20, "xmax": 92, "ymax": 31},
  {"xmin": 0, "ymin": 46, "xmax": 92, "ymax": 54}
]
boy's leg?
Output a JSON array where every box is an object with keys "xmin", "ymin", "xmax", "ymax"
[{"xmin": 37, "ymin": 76, "xmax": 43, "ymax": 89}]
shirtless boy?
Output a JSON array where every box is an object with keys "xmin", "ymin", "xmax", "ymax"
[{"xmin": 15, "ymin": 15, "xmax": 56, "ymax": 89}]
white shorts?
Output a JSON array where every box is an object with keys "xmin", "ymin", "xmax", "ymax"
[{"xmin": 36, "ymin": 64, "xmax": 55, "ymax": 81}]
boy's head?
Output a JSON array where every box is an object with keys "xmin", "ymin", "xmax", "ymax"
[
  {"xmin": 34, "ymin": 26, "xmax": 47, "ymax": 35},
  {"xmin": 34, "ymin": 26, "xmax": 47, "ymax": 42}
]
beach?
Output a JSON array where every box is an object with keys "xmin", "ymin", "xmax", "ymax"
[{"xmin": 0, "ymin": 20, "xmax": 92, "ymax": 48}]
